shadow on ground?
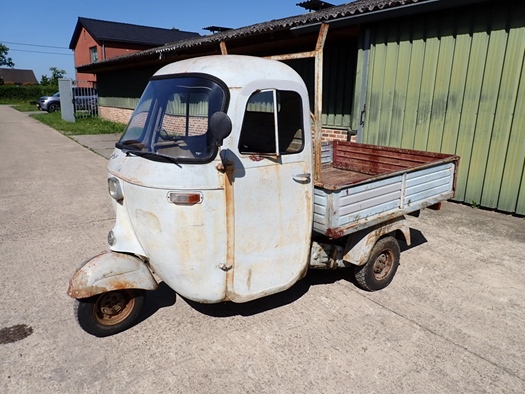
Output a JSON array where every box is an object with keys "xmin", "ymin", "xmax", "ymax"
[{"xmin": 137, "ymin": 227, "xmax": 428, "ymax": 321}]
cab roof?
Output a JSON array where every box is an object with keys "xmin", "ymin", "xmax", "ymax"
[{"xmin": 153, "ymin": 55, "xmax": 305, "ymax": 89}]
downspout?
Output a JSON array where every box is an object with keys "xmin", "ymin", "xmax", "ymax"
[{"xmin": 356, "ymin": 28, "xmax": 371, "ymax": 143}]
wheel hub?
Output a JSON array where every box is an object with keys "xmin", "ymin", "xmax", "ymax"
[
  {"xmin": 93, "ymin": 291, "xmax": 135, "ymax": 325},
  {"xmin": 373, "ymin": 252, "xmax": 392, "ymax": 280}
]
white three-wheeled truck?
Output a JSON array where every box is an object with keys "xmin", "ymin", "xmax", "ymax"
[{"xmin": 68, "ymin": 55, "xmax": 459, "ymax": 337}]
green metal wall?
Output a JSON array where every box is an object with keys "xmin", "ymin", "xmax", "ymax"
[
  {"xmin": 286, "ymin": 41, "xmax": 357, "ymax": 129},
  {"xmin": 355, "ymin": 1, "xmax": 525, "ymax": 214}
]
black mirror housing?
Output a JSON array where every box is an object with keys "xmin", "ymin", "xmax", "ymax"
[{"xmin": 209, "ymin": 112, "xmax": 232, "ymax": 146}]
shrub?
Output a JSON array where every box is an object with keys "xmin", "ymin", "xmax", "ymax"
[{"xmin": 0, "ymin": 85, "xmax": 57, "ymax": 102}]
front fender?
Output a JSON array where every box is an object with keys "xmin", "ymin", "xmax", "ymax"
[{"xmin": 67, "ymin": 252, "xmax": 158, "ymax": 299}]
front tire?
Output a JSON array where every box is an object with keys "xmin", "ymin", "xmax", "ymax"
[
  {"xmin": 48, "ymin": 103, "xmax": 60, "ymax": 112},
  {"xmin": 75, "ymin": 289, "xmax": 145, "ymax": 337},
  {"xmin": 354, "ymin": 236, "xmax": 400, "ymax": 291}
]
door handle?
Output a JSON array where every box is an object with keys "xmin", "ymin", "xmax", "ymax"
[{"xmin": 293, "ymin": 173, "xmax": 311, "ymax": 183}]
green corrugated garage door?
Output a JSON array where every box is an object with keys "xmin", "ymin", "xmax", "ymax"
[{"xmin": 354, "ymin": 1, "xmax": 525, "ymax": 215}]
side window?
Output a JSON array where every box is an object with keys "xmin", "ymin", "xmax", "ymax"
[
  {"xmin": 238, "ymin": 90, "xmax": 304, "ymax": 155},
  {"xmin": 90, "ymin": 46, "xmax": 98, "ymax": 63}
]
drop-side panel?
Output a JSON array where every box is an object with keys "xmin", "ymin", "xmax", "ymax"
[{"xmin": 313, "ymin": 161, "xmax": 456, "ymax": 237}]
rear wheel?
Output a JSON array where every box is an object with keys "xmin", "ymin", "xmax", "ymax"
[
  {"xmin": 354, "ymin": 236, "xmax": 400, "ymax": 291},
  {"xmin": 75, "ymin": 289, "xmax": 145, "ymax": 337}
]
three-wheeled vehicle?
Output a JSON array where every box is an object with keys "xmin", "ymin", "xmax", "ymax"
[{"xmin": 68, "ymin": 55, "xmax": 458, "ymax": 337}]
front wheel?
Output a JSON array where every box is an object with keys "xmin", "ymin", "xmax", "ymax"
[
  {"xmin": 48, "ymin": 103, "xmax": 59, "ymax": 112},
  {"xmin": 75, "ymin": 289, "xmax": 145, "ymax": 337},
  {"xmin": 354, "ymin": 236, "xmax": 400, "ymax": 291}
]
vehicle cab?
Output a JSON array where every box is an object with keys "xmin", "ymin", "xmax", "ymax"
[{"xmin": 108, "ymin": 55, "xmax": 314, "ymax": 303}]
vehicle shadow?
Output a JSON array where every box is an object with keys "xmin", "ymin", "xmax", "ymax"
[
  {"xmin": 184, "ymin": 268, "xmax": 352, "ymax": 318},
  {"xmin": 136, "ymin": 281, "xmax": 177, "ymax": 324},
  {"xmin": 401, "ymin": 228, "xmax": 428, "ymax": 252},
  {"xmin": 137, "ymin": 228, "xmax": 427, "ymax": 321}
]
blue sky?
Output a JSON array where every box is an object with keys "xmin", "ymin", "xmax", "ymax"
[{"xmin": 1, "ymin": 0, "xmax": 346, "ymax": 82}]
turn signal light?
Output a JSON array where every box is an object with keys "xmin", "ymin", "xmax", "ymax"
[{"xmin": 167, "ymin": 192, "xmax": 203, "ymax": 205}]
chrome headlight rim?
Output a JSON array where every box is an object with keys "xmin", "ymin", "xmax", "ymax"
[{"xmin": 108, "ymin": 177, "xmax": 123, "ymax": 201}]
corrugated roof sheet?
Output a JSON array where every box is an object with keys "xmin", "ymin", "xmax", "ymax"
[
  {"xmin": 77, "ymin": 0, "xmax": 431, "ymax": 70},
  {"xmin": 157, "ymin": 1, "xmax": 428, "ymax": 52},
  {"xmin": 69, "ymin": 17, "xmax": 200, "ymax": 49}
]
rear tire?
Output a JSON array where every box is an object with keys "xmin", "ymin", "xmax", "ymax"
[
  {"xmin": 354, "ymin": 236, "xmax": 400, "ymax": 291},
  {"xmin": 75, "ymin": 289, "xmax": 145, "ymax": 337}
]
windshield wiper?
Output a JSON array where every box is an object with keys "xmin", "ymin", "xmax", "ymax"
[{"xmin": 122, "ymin": 149, "xmax": 181, "ymax": 167}]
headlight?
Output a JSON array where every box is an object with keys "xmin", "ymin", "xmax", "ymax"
[{"xmin": 108, "ymin": 177, "xmax": 123, "ymax": 201}]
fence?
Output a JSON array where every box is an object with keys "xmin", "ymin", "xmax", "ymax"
[{"xmin": 58, "ymin": 79, "xmax": 98, "ymax": 122}]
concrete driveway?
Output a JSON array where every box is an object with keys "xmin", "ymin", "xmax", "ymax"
[{"xmin": 1, "ymin": 105, "xmax": 524, "ymax": 393}]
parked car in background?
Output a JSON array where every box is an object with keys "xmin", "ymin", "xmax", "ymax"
[
  {"xmin": 36, "ymin": 88, "xmax": 98, "ymax": 114},
  {"xmin": 37, "ymin": 92, "xmax": 61, "ymax": 112}
]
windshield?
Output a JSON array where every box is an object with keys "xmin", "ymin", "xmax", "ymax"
[{"xmin": 117, "ymin": 74, "xmax": 228, "ymax": 163}]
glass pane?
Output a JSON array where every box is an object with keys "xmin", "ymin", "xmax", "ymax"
[
  {"xmin": 118, "ymin": 76, "xmax": 227, "ymax": 163},
  {"xmin": 238, "ymin": 90, "xmax": 304, "ymax": 155},
  {"xmin": 238, "ymin": 91, "xmax": 276, "ymax": 154}
]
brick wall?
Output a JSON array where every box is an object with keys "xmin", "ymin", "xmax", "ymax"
[{"xmin": 99, "ymin": 106, "xmax": 133, "ymax": 125}]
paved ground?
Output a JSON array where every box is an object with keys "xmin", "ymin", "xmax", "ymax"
[{"xmin": 1, "ymin": 105, "xmax": 524, "ymax": 393}]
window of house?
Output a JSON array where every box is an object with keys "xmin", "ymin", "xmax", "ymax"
[
  {"xmin": 90, "ymin": 47, "xmax": 98, "ymax": 63},
  {"xmin": 238, "ymin": 89, "xmax": 304, "ymax": 155}
]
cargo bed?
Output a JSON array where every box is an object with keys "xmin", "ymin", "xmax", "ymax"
[{"xmin": 313, "ymin": 141, "xmax": 459, "ymax": 238}]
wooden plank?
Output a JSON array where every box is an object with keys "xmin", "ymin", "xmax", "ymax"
[{"xmin": 464, "ymin": 7, "xmax": 508, "ymax": 205}]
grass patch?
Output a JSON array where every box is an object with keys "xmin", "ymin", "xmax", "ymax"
[
  {"xmin": 12, "ymin": 103, "xmax": 38, "ymax": 112},
  {"xmin": 31, "ymin": 112, "xmax": 125, "ymax": 135},
  {"xmin": 1, "ymin": 100, "xmax": 38, "ymax": 112}
]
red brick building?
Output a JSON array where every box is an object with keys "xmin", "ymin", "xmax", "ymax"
[{"xmin": 69, "ymin": 17, "xmax": 200, "ymax": 87}]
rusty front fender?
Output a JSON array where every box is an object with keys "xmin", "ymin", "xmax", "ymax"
[{"xmin": 67, "ymin": 252, "xmax": 158, "ymax": 299}]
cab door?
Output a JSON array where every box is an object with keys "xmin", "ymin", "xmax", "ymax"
[{"xmin": 228, "ymin": 88, "xmax": 313, "ymax": 302}]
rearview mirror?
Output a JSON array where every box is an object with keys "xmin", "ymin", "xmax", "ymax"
[{"xmin": 209, "ymin": 112, "xmax": 232, "ymax": 146}]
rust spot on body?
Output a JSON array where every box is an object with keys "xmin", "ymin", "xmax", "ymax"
[{"xmin": 326, "ymin": 227, "xmax": 345, "ymax": 239}]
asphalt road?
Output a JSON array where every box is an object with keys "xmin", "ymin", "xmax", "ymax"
[{"xmin": 1, "ymin": 106, "xmax": 524, "ymax": 393}]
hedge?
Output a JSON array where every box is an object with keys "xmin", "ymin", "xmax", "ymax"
[{"xmin": 0, "ymin": 85, "xmax": 58, "ymax": 101}]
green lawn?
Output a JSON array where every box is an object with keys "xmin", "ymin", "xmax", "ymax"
[
  {"xmin": 10, "ymin": 103, "xmax": 38, "ymax": 112},
  {"xmin": 30, "ymin": 111, "xmax": 125, "ymax": 135}
]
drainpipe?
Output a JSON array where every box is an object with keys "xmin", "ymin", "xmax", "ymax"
[{"xmin": 356, "ymin": 28, "xmax": 371, "ymax": 143}]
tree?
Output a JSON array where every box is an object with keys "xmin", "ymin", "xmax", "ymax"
[
  {"xmin": 40, "ymin": 67, "xmax": 66, "ymax": 86},
  {"xmin": 0, "ymin": 43, "xmax": 15, "ymax": 68}
]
